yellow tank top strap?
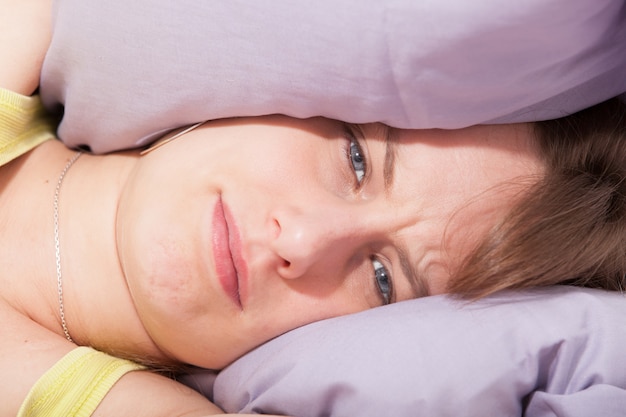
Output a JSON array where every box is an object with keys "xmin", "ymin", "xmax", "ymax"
[
  {"xmin": 0, "ymin": 87, "xmax": 57, "ymax": 166},
  {"xmin": 18, "ymin": 346, "xmax": 146, "ymax": 417}
]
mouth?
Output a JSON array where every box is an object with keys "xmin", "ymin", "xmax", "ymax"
[{"xmin": 212, "ymin": 197, "xmax": 247, "ymax": 309}]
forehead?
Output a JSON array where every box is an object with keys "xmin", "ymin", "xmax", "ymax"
[
  {"xmin": 363, "ymin": 122, "xmax": 539, "ymax": 192},
  {"xmin": 394, "ymin": 123, "xmax": 538, "ymax": 165},
  {"xmin": 391, "ymin": 123, "xmax": 540, "ymax": 197}
]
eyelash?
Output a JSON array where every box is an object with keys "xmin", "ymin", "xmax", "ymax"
[
  {"xmin": 343, "ymin": 124, "xmax": 394, "ymax": 305},
  {"xmin": 372, "ymin": 258, "xmax": 393, "ymax": 305},
  {"xmin": 344, "ymin": 124, "xmax": 367, "ymax": 187}
]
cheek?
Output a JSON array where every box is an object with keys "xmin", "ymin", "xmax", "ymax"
[
  {"xmin": 116, "ymin": 169, "xmax": 210, "ymax": 312},
  {"xmin": 117, "ymin": 205, "xmax": 200, "ymax": 314},
  {"xmin": 244, "ymin": 143, "xmax": 323, "ymax": 190}
]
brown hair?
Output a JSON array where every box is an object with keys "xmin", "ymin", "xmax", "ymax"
[{"xmin": 448, "ymin": 97, "xmax": 626, "ymax": 299}]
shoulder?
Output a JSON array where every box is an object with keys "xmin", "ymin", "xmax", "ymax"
[{"xmin": 0, "ymin": 301, "xmax": 220, "ymax": 416}]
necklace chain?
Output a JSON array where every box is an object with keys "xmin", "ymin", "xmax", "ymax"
[{"xmin": 54, "ymin": 151, "xmax": 82, "ymax": 343}]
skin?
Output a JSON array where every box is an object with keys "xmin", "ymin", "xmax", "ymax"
[
  {"xmin": 116, "ymin": 115, "xmax": 542, "ymax": 368},
  {"xmin": 0, "ymin": 116, "xmax": 542, "ymax": 371},
  {"xmin": 0, "ymin": 0, "xmax": 52, "ymax": 95}
]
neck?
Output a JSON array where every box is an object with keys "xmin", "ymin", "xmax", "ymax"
[{"xmin": 0, "ymin": 140, "xmax": 170, "ymax": 365}]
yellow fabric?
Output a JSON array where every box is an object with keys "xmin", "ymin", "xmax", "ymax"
[
  {"xmin": 0, "ymin": 87, "xmax": 56, "ymax": 166},
  {"xmin": 18, "ymin": 346, "xmax": 146, "ymax": 417}
]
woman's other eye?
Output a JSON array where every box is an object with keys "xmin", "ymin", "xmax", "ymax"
[
  {"xmin": 344, "ymin": 125, "xmax": 367, "ymax": 185},
  {"xmin": 372, "ymin": 258, "xmax": 393, "ymax": 305}
]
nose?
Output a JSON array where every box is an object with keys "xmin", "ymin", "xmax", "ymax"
[{"xmin": 269, "ymin": 205, "xmax": 374, "ymax": 279}]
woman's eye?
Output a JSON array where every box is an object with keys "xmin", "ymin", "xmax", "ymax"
[
  {"xmin": 346, "ymin": 130, "xmax": 367, "ymax": 185},
  {"xmin": 372, "ymin": 258, "xmax": 392, "ymax": 305}
]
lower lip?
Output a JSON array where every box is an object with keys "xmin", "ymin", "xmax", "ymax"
[{"xmin": 212, "ymin": 198, "xmax": 244, "ymax": 308}]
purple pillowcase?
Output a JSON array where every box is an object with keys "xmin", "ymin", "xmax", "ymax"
[
  {"xmin": 41, "ymin": 0, "xmax": 626, "ymax": 153},
  {"xmin": 193, "ymin": 287, "xmax": 626, "ymax": 416}
]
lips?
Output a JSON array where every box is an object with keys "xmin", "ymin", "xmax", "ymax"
[{"xmin": 212, "ymin": 197, "xmax": 247, "ymax": 308}]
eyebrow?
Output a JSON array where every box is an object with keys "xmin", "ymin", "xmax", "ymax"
[
  {"xmin": 382, "ymin": 126, "xmax": 397, "ymax": 194},
  {"xmin": 397, "ymin": 244, "xmax": 429, "ymax": 298},
  {"xmin": 380, "ymin": 126, "xmax": 429, "ymax": 297}
]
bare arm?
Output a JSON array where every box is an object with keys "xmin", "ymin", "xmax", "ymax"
[
  {"xmin": 94, "ymin": 371, "xmax": 288, "ymax": 416},
  {"xmin": 0, "ymin": 0, "xmax": 53, "ymax": 95},
  {"xmin": 92, "ymin": 371, "xmax": 224, "ymax": 417}
]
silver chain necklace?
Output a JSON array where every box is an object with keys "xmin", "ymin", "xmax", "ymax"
[{"xmin": 53, "ymin": 151, "xmax": 82, "ymax": 343}]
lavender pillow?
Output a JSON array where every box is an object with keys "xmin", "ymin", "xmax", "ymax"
[
  {"xmin": 41, "ymin": 0, "xmax": 626, "ymax": 153},
  {"xmin": 202, "ymin": 287, "xmax": 626, "ymax": 416}
]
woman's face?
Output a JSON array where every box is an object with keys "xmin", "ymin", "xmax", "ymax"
[{"xmin": 116, "ymin": 115, "xmax": 541, "ymax": 369}]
